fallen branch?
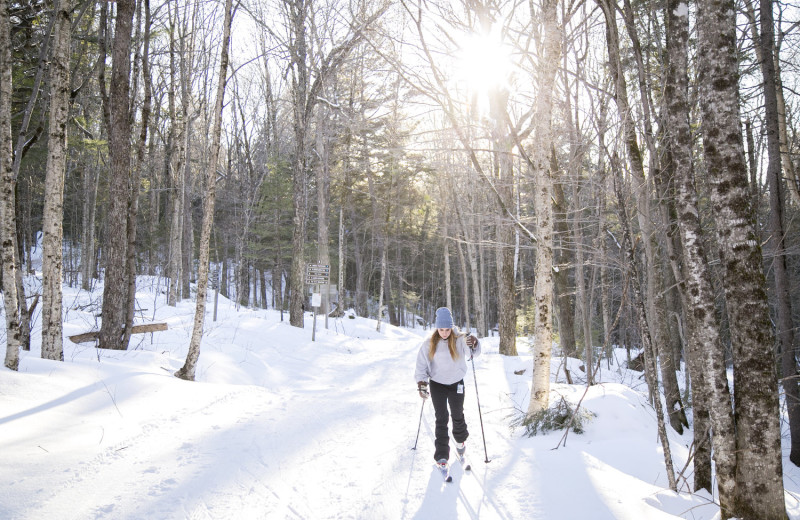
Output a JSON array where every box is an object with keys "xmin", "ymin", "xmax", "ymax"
[{"xmin": 69, "ymin": 322, "xmax": 168, "ymax": 344}]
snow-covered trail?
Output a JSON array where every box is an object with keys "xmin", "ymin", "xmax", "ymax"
[
  {"xmin": 2, "ymin": 314, "xmax": 503, "ymax": 519},
  {"xmin": 2, "ymin": 304, "xmax": 733, "ymax": 519}
]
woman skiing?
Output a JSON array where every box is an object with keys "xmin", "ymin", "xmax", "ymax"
[{"xmin": 415, "ymin": 307, "xmax": 480, "ymax": 473}]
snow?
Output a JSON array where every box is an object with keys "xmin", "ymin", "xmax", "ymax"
[{"xmin": 2, "ymin": 276, "xmax": 800, "ymax": 519}]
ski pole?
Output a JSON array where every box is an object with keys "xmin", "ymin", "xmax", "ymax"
[
  {"xmin": 470, "ymin": 351, "xmax": 491, "ymax": 463},
  {"xmin": 412, "ymin": 398, "xmax": 425, "ymax": 450}
]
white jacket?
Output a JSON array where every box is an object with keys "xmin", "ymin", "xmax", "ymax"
[{"xmin": 414, "ymin": 333, "xmax": 481, "ymax": 385}]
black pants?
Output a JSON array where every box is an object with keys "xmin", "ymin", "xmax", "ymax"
[{"xmin": 429, "ymin": 379, "xmax": 468, "ymax": 462}]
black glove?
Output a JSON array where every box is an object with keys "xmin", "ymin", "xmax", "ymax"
[
  {"xmin": 417, "ymin": 381, "xmax": 429, "ymax": 400},
  {"xmin": 466, "ymin": 335, "xmax": 478, "ymax": 351}
]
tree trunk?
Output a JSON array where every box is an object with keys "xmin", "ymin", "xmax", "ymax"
[
  {"xmin": 316, "ymin": 110, "xmax": 332, "ymax": 322},
  {"xmin": 443, "ymin": 227, "xmax": 452, "ymax": 313},
  {"xmin": 123, "ymin": 0, "xmax": 152, "ymax": 349},
  {"xmin": 166, "ymin": 8, "xmax": 184, "ymax": 307},
  {"xmin": 599, "ymin": 0, "xmax": 687, "ymax": 433},
  {"xmin": 526, "ymin": 0, "xmax": 559, "ymax": 416},
  {"xmin": 490, "ymin": 87, "xmax": 517, "ymax": 357},
  {"xmin": 181, "ymin": 139, "xmax": 193, "ymax": 298},
  {"xmin": 1, "ymin": 0, "xmax": 22, "ymax": 370},
  {"xmin": 99, "ymin": 0, "xmax": 136, "ymax": 350},
  {"xmin": 41, "ymin": 0, "xmax": 72, "ymax": 361},
  {"xmin": 696, "ymin": 0, "xmax": 786, "ymax": 516},
  {"xmin": 553, "ymin": 181, "xmax": 576, "ymax": 358},
  {"xmin": 756, "ymin": 0, "xmax": 800, "ymax": 469},
  {"xmin": 455, "ymin": 238, "xmax": 471, "ymax": 332},
  {"xmin": 571, "ymin": 186, "xmax": 593, "ymax": 385},
  {"xmin": 454, "ymin": 195, "xmax": 485, "ymax": 336},
  {"xmin": 337, "ymin": 207, "xmax": 345, "ymax": 315},
  {"xmin": 664, "ymin": 0, "xmax": 737, "ymax": 492},
  {"xmin": 175, "ymin": 0, "xmax": 234, "ymax": 381},
  {"xmin": 80, "ymin": 159, "xmax": 99, "ymax": 289},
  {"xmin": 661, "ymin": 0, "xmax": 724, "ymax": 494},
  {"xmin": 376, "ymin": 236, "xmax": 388, "ymax": 331},
  {"xmin": 287, "ymin": 0, "xmax": 310, "ymax": 328}
]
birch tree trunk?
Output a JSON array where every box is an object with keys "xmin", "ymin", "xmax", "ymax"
[
  {"xmin": 99, "ymin": 0, "xmax": 136, "ymax": 350},
  {"xmin": 696, "ymin": 0, "xmax": 786, "ymax": 516},
  {"xmin": 166, "ymin": 6, "xmax": 184, "ymax": 307},
  {"xmin": 1, "ymin": 0, "xmax": 22, "ymax": 370},
  {"xmin": 175, "ymin": 0, "xmax": 234, "ymax": 381},
  {"xmin": 663, "ymin": 0, "xmax": 729, "ymax": 495},
  {"xmin": 41, "ymin": 0, "xmax": 72, "ymax": 361},
  {"xmin": 526, "ymin": 0, "xmax": 559, "ymax": 416}
]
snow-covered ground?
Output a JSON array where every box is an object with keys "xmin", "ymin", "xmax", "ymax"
[{"xmin": 2, "ymin": 276, "xmax": 800, "ymax": 519}]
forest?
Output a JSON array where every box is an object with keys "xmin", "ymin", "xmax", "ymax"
[{"xmin": 0, "ymin": 0, "xmax": 798, "ymax": 518}]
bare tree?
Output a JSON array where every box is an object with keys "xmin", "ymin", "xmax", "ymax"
[
  {"xmin": 523, "ymin": 0, "xmax": 560, "ymax": 415},
  {"xmin": 41, "ymin": 0, "xmax": 72, "ymax": 361},
  {"xmin": 1, "ymin": 0, "xmax": 22, "ymax": 370},
  {"xmin": 696, "ymin": 0, "xmax": 786, "ymax": 516},
  {"xmin": 98, "ymin": 0, "xmax": 136, "ymax": 350},
  {"xmin": 280, "ymin": 0, "xmax": 387, "ymax": 328},
  {"xmin": 123, "ymin": 0, "xmax": 154, "ymax": 349},
  {"xmin": 754, "ymin": 0, "xmax": 800, "ymax": 468},
  {"xmin": 175, "ymin": 0, "xmax": 235, "ymax": 381},
  {"xmin": 663, "ymin": 0, "xmax": 735, "ymax": 499}
]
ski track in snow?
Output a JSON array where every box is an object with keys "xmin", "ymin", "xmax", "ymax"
[{"xmin": 2, "ymin": 328, "xmax": 507, "ymax": 519}]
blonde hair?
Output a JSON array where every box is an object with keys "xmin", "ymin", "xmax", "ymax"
[{"xmin": 428, "ymin": 328, "xmax": 463, "ymax": 361}]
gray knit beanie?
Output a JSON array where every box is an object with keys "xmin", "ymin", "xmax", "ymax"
[{"xmin": 434, "ymin": 307, "xmax": 454, "ymax": 329}]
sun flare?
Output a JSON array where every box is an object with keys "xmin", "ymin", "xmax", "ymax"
[{"xmin": 455, "ymin": 29, "xmax": 513, "ymax": 96}]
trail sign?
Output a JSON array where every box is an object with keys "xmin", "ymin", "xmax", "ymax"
[
  {"xmin": 306, "ymin": 263, "xmax": 330, "ymax": 274},
  {"xmin": 306, "ymin": 275, "xmax": 329, "ymax": 284},
  {"xmin": 306, "ymin": 263, "xmax": 330, "ymax": 284}
]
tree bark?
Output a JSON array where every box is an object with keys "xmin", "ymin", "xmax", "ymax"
[
  {"xmin": 287, "ymin": 0, "xmax": 310, "ymax": 328},
  {"xmin": 662, "ymin": 0, "xmax": 724, "ymax": 494},
  {"xmin": 123, "ymin": 0, "xmax": 153, "ymax": 349},
  {"xmin": 41, "ymin": 0, "xmax": 72, "ymax": 361},
  {"xmin": 175, "ymin": 0, "xmax": 234, "ymax": 381},
  {"xmin": 1, "ymin": 0, "xmax": 22, "ymax": 370},
  {"xmin": 99, "ymin": 0, "xmax": 136, "ymax": 350},
  {"xmin": 526, "ymin": 0, "xmax": 559, "ymax": 416},
  {"xmin": 166, "ymin": 5, "xmax": 184, "ymax": 307},
  {"xmin": 696, "ymin": 0, "xmax": 787, "ymax": 516},
  {"xmin": 488, "ymin": 85, "xmax": 518, "ymax": 357},
  {"xmin": 757, "ymin": 0, "xmax": 800, "ymax": 469}
]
